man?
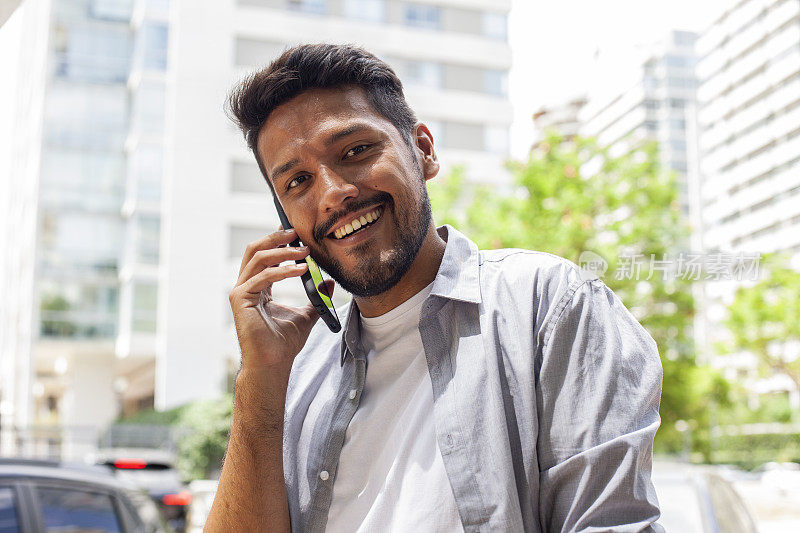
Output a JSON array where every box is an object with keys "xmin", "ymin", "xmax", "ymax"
[{"xmin": 206, "ymin": 43, "xmax": 663, "ymax": 532}]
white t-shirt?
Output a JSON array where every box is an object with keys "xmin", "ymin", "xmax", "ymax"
[{"xmin": 325, "ymin": 282, "xmax": 464, "ymax": 532}]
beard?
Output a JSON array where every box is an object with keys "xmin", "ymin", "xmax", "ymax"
[{"xmin": 308, "ymin": 173, "xmax": 432, "ymax": 299}]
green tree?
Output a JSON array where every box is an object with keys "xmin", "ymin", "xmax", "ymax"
[
  {"xmin": 723, "ymin": 258, "xmax": 800, "ymax": 391},
  {"xmin": 429, "ymin": 132, "xmax": 729, "ymax": 458}
]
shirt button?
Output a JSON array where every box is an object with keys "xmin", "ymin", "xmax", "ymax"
[
  {"xmin": 319, "ymin": 470, "xmax": 329, "ymax": 481},
  {"xmin": 348, "ymin": 389, "xmax": 357, "ymax": 400}
]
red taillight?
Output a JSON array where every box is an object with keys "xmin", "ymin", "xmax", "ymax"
[
  {"xmin": 113, "ymin": 459, "xmax": 147, "ymax": 469},
  {"xmin": 162, "ymin": 490, "xmax": 192, "ymax": 506}
]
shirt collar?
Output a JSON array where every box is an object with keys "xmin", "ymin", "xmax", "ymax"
[{"xmin": 339, "ymin": 224, "xmax": 481, "ymax": 366}]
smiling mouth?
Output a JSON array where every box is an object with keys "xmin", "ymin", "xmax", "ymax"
[{"xmin": 328, "ymin": 205, "xmax": 384, "ymax": 240}]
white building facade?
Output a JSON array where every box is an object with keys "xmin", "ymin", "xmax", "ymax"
[{"xmin": 694, "ymin": 0, "xmax": 800, "ymax": 400}]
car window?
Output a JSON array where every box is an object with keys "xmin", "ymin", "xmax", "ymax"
[
  {"xmin": 36, "ymin": 486, "xmax": 122, "ymax": 533},
  {"xmin": 0, "ymin": 487, "xmax": 20, "ymax": 533}
]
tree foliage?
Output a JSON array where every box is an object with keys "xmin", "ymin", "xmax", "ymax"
[
  {"xmin": 723, "ymin": 257, "xmax": 800, "ymax": 390},
  {"xmin": 429, "ymin": 132, "xmax": 729, "ymax": 457}
]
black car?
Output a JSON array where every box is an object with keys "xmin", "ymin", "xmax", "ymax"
[
  {"xmin": 93, "ymin": 449, "xmax": 190, "ymax": 533},
  {"xmin": 0, "ymin": 457, "xmax": 166, "ymax": 532}
]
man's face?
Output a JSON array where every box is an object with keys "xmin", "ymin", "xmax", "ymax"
[{"xmin": 257, "ymin": 86, "xmax": 438, "ymax": 297}]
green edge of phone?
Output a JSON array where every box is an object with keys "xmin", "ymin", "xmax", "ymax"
[{"xmin": 273, "ymin": 195, "xmax": 342, "ymax": 333}]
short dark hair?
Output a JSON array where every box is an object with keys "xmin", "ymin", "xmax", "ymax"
[{"xmin": 226, "ymin": 43, "xmax": 418, "ymax": 188}]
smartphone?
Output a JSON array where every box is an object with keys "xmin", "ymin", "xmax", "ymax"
[{"xmin": 272, "ymin": 195, "xmax": 341, "ymax": 333}]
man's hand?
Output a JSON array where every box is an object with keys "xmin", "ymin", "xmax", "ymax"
[
  {"xmin": 230, "ymin": 227, "xmax": 332, "ymax": 374},
  {"xmin": 206, "ymin": 227, "xmax": 334, "ymax": 532}
]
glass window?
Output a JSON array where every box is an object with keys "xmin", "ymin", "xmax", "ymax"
[
  {"xmin": 484, "ymin": 69, "xmax": 508, "ymax": 96},
  {"xmin": 131, "ymin": 81, "xmax": 165, "ymax": 135},
  {"xmin": 38, "ymin": 211, "xmax": 123, "ymax": 277},
  {"xmin": 482, "ymin": 12, "xmax": 507, "ymax": 40},
  {"xmin": 139, "ymin": 21, "xmax": 168, "ymax": 70},
  {"xmin": 37, "ymin": 487, "xmax": 121, "ymax": 533},
  {"xmin": 52, "ymin": 22, "xmax": 132, "ymax": 83},
  {"xmin": 40, "ymin": 149, "xmax": 126, "ymax": 211},
  {"xmin": 45, "ymin": 84, "xmax": 129, "ymax": 150},
  {"xmin": 132, "ymin": 282, "xmax": 158, "ymax": 333},
  {"xmin": 230, "ymin": 225, "xmax": 269, "ymax": 259},
  {"xmin": 343, "ymin": 0, "xmax": 385, "ymax": 22},
  {"xmin": 135, "ymin": 215, "xmax": 160, "ymax": 265},
  {"xmin": 130, "ymin": 145, "xmax": 163, "ymax": 202},
  {"xmin": 0, "ymin": 487, "xmax": 20, "ymax": 533},
  {"xmin": 404, "ymin": 3, "xmax": 439, "ymax": 30},
  {"xmin": 484, "ymin": 125, "xmax": 509, "ymax": 153},
  {"xmin": 395, "ymin": 60, "xmax": 442, "ymax": 88},
  {"xmin": 231, "ymin": 161, "xmax": 267, "ymax": 194},
  {"xmin": 287, "ymin": 0, "xmax": 326, "ymax": 15},
  {"xmin": 89, "ymin": 0, "xmax": 134, "ymax": 21}
]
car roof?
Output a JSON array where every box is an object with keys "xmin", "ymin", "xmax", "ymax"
[{"xmin": 0, "ymin": 458, "xmax": 130, "ymax": 490}]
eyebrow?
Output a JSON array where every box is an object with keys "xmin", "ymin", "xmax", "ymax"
[{"xmin": 267, "ymin": 123, "xmax": 376, "ymax": 183}]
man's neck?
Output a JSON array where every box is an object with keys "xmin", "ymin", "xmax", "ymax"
[{"xmin": 355, "ymin": 225, "xmax": 447, "ymax": 318}]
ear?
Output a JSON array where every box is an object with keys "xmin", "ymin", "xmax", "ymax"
[{"xmin": 413, "ymin": 123, "xmax": 439, "ymax": 182}]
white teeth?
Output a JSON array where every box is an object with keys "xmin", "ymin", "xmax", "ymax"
[{"xmin": 333, "ymin": 207, "xmax": 383, "ymax": 239}]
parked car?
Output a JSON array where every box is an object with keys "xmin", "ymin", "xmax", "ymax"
[
  {"xmin": 0, "ymin": 457, "xmax": 166, "ymax": 532},
  {"xmin": 92, "ymin": 449, "xmax": 190, "ymax": 533},
  {"xmin": 653, "ymin": 460, "xmax": 759, "ymax": 532},
  {"xmin": 185, "ymin": 480, "xmax": 218, "ymax": 533}
]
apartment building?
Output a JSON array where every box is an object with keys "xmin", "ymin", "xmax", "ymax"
[
  {"xmin": 694, "ymin": 0, "xmax": 800, "ymax": 400},
  {"xmin": 580, "ymin": 30, "xmax": 699, "ymax": 216}
]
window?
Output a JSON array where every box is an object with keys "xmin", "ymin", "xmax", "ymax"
[
  {"xmin": 484, "ymin": 126, "xmax": 509, "ymax": 153},
  {"xmin": 38, "ymin": 211, "xmax": 123, "ymax": 277},
  {"xmin": 45, "ymin": 84, "xmax": 129, "ymax": 150},
  {"xmin": 482, "ymin": 12, "xmax": 506, "ymax": 40},
  {"xmin": 404, "ymin": 3, "xmax": 439, "ymax": 30},
  {"xmin": 130, "ymin": 145, "xmax": 163, "ymax": 202},
  {"xmin": 644, "ymin": 99, "xmax": 659, "ymax": 110},
  {"xmin": 139, "ymin": 21, "xmax": 168, "ymax": 70},
  {"xmin": 644, "ymin": 120, "xmax": 658, "ymax": 132},
  {"xmin": 135, "ymin": 215, "xmax": 160, "ymax": 265},
  {"xmin": 484, "ymin": 69, "xmax": 508, "ymax": 96},
  {"xmin": 37, "ymin": 487, "xmax": 121, "ymax": 533},
  {"xmin": 40, "ymin": 149, "xmax": 126, "ymax": 211},
  {"xmin": 231, "ymin": 161, "xmax": 267, "ymax": 194},
  {"xmin": 343, "ymin": 0, "xmax": 385, "ymax": 22},
  {"xmin": 89, "ymin": 0, "xmax": 134, "ymax": 21},
  {"xmin": 0, "ymin": 487, "xmax": 20, "ymax": 533},
  {"xmin": 395, "ymin": 60, "xmax": 442, "ymax": 88},
  {"xmin": 52, "ymin": 22, "xmax": 131, "ymax": 83},
  {"xmin": 132, "ymin": 282, "xmax": 158, "ymax": 332},
  {"xmin": 131, "ymin": 81, "xmax": 165, "ymax": 135},
  {"xmin": 287, "ymin": 0, "xmax": 326, "ymax": 15}
]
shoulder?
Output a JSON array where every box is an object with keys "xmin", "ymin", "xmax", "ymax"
[{"xmin": 478, "ymin": 248, "xmax": 592, "ymax": 310}]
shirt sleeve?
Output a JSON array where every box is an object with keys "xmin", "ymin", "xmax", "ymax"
[{"xmin": 535, "ymin": 278, "xmax": 664, "ymax": 532}]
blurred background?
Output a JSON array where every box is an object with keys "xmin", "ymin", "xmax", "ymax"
[{"xmin": 1, "ymin": 0, "xmax": 799, "ymax": 531}]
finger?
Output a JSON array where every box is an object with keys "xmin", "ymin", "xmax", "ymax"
[
  {"xmin": 240, "ymin": 262, "xmax": 309, "ymax": 296},
  {"xmin": 238, "ymin": 228, "xmax": 298, "ymax": 276},
  {"xmin": 237, "ymin": 246, "xmax": 309, "ymax": 286}
]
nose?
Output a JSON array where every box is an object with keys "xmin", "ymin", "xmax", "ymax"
[{"xmin": 318, "ymin": 165, "xmax": 358, "ymax": 212}]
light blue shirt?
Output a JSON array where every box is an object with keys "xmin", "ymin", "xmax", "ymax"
[{"xmin": 283, "ymin": 224, "xmax": 663, "ymax": 532}]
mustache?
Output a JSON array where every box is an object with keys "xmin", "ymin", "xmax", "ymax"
[{"xmin": 313, "ymin": 192, "xmax": 393, "ymax": 242}]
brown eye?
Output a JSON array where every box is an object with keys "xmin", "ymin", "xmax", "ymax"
[
  {"xmin": 287, "ymin": 174, "xmax": 309, "ymax": 189},
  {"xmin": 345, "ymin": 144, "xmax": 370, "ymax": 158}
]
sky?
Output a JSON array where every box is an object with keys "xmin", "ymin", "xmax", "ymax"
[{"xmin": 508, "ymin": 0, "xmax": 731, "ymax": 159}]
